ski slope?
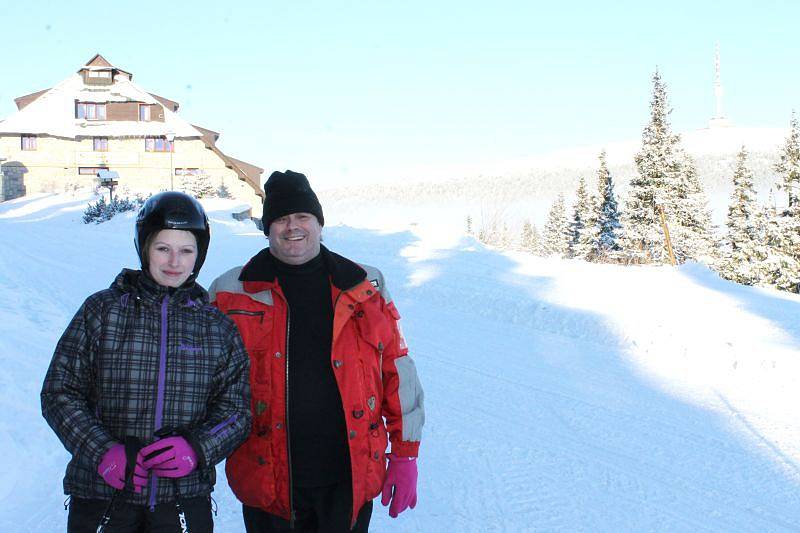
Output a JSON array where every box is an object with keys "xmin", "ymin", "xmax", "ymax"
[{"xmin": 1, "ymin": 192, "xmax": 800, "ymax": 532}]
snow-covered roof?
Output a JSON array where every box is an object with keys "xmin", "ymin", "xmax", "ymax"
[{"xmin": 0, "ymin": 72, "xmax": 201, "ymax": 139}]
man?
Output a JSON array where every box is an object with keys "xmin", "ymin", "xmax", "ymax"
[{"xmin": 210, "ymin": 170, "xmax": 424, "ymax": 532}]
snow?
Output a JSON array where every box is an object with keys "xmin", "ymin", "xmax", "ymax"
[
  {"xmin": 0, "ymin": 74, "xmax": 201, "ymax": 138},
  {"xmin": 2, "ymin": 192, "xmax": 800, "ymax": 531}
]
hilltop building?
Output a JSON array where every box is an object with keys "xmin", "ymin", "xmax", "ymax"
[{"xmin": 0, "ymin": 54, "xmax": 264, "ymax": 214}]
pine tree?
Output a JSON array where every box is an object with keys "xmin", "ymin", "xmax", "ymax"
[
  {"xmin": 520, "ymin": 219, "xmax": 541, "ymax": 255},
  {"xmin": 569, "ymin": 176, "xmax": 596, "ymax": 260},
  {"xmin": 499, "ymin": 222, "xmax": 512, "ymax": 249},
  {"xmin": 775, "ymin": 111, "xmax": 800, "ymax": 207},
  {"xmin": 217, "ymin": 179, "xmax": 233, "ymax": 199},
  {"xmin": 595, "ymin": 150, "xmax": 622, "ymax": 260},
  {"xmin": 476, "ymin": 209, "xmax": 511, "ymax": 249},
  {"xmin": 624, "ymin": 70, "xmax": 683, "ymax": 263},
  {"xmin": 182, "ymin": 171, "xmax": 216, "ymax": 198},
  {"xmin": 761, "ymin": 117, "xmax": 800, "ymax": 292},
  {"xmin": 760, "ymin": 206, "xmax": 800, "ymax": 293},
  {"xmin": 466, "ymin": 215, "xmax": 473, "ymax": 235},
  {"xmin": 719, "ymin": 147, "xmax": 762, "ymax": 284},
  {"xmin": 542, "ymin": 194, "xmax": 570, "ymax": 258},
  {"xmin": 670, "ymin": 153, "xmax": 716, "ymax": 263}
]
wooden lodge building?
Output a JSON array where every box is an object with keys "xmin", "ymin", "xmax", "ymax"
[{"xmin": 0, "ymin": 54, "xmax": 264, "ymax": 214}]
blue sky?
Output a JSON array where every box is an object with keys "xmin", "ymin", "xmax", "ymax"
[{"xmin": 2, "ymin": 1, "xmax": 798, "ymax": 188}]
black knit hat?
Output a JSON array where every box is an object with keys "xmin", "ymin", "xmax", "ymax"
[{"xmin": 261, "ymin": 170, "xmax": 324, "ymax": 235}]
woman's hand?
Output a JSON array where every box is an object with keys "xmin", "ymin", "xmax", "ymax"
[
  {"xmin": 97, "ymin": 443, "xmax": 148, "ymax": 492},
  {"xmin": 140, "ymin": 436, "xmax": 198, "ymax": 478}
]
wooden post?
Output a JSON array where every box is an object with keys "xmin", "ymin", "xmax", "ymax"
[{"xmin": 656, "ymin": 204, "xmax": 677, "ymax": 266}]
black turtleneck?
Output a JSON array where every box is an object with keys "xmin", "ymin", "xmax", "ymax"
[{"xmin": 270, "ymin": 251, "xmax": 350, "ymax": 487}]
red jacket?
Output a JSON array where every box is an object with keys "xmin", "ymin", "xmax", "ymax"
[{"xmin": 209, "ymin": 247, "xmax": 424, "ymax": 524}]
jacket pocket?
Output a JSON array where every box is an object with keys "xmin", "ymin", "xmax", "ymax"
[
  {"xmin": 249, "ymin": 350, "xmax": 273, "ymax": 427},
  {"xmin": 225, "ymin": 436, "xmax": 276, "ymax": 510},
  {"xmin": 354, "ymin": 304, "xmax": 391, "ymax": 352},
  {"xmin": 364, "ymin": 415, "xmax": 389, "ymax": 498},
  {"xmin": 226, "ymin": 308, "xmax": 273, "ymax": 351}
]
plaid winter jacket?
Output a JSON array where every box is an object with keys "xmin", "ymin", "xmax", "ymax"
[{"xmin": 41, "ymin": 269, "xmax": 252, "ymax": 506}]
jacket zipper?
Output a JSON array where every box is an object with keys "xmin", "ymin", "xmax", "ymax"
[
  {"xmin": 150, "ymin": 294, "xmax": 170, "ymax": 510},
  {"xmin": 225, "ymin": 309, "xmax": 265, "ymax": 323},
  {"xmin": 284, "ymin": 305, "xmax": 295, "ymax": 528}
]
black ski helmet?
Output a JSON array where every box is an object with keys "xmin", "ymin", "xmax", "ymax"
[{"xmin": 134, "ymin": 191, "xmax": 210, "ymax": 283}]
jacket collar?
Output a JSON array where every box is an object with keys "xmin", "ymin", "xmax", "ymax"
[
  {"xmin": 113, "ymin": 268, "xmax": 208, "ymax": 307},
  {"xmin": 239, "ymin": 245, "xmax": 366, "ymax": 292}
]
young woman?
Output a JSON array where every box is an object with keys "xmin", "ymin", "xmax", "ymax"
[{"xmin": 41, "ymin": 191, "xmax": 252, "ymax": 532}]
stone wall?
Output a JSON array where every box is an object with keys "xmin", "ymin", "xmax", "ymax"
[{"xmin": 1, "ymin": 164, "xmax": 26, "ymax": 201}]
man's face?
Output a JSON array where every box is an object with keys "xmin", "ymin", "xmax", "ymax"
[{"xmin": 268, "ymin": 212, "xmax": 322, "ymax": 265}]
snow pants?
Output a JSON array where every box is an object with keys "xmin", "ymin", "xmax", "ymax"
[
  {"xmin": 67, "ymin": 495, "xmax": 213, "ymax": 532},
  {"xmin": 241, "ymin": 481, "xmax": 372, "ymax": 533}
]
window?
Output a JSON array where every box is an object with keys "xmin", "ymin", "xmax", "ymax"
[
  {"xmin": 139, "ymin": 104, "xmax": 151, "ymax": 121},
  {"xmin": 175, "ymin": 168, "xmax": 201, "ymax": 176},
  {"xmin": 88, "ymin": 70, "xmax": 111, "ymax": 78},
  {"xmin": 76, "ymin": 102, "xmax": 107, "ymax": 120},
  {"xmin": 145, "ymin": 136, "xmax": 173, "ymax": 152},
  {"xmin": 21, "ymin": 135, "xmax": 37, "ymax": 150},
  {"xmin": 93, "ymin": 137, "xmax": 108, "ymax": 151},
  {"xmin": 78, "ymin": 166, "xmax": 109, "ymax": 175}
]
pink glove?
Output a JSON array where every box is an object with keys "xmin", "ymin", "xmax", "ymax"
[
  {"xmin": 97, "ymin": 443, "xmax": 148, "ymax": 492},
  {"xmin": 140, "ymin": 436, "xmax": 198, "ymax": 478},
  {"xmin": 381, "ymin": 453, "xmax": 418, "ymax": 518}
]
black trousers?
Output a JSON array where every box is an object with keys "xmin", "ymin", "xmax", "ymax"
[
  {"xmin": 67, "ymin": 495, "xmax": 213, "ymax": 533},
  {"xmin": 242, "ymin": 482, "xmax": 372, "ymax": 533}
]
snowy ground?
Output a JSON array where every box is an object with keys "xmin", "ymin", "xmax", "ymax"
[{"xmin": 2, "ymin": 192, "xmax": 800, "ymax": 532}]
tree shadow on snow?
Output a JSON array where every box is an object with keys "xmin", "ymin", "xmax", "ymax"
[
  {"xmin": 323, "ymin": 225, "xmax": 800, "ymax": 532},
  {"xmin": 678, "ymin": 262, "xmax": 800, "ymax": 350}
]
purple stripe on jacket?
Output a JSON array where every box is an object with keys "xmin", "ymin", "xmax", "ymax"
[
  {"xmin": 150, "ymin": 294, "xmax": 170, "ymax": 509},
  {"xmin": 208, "ymin": 413, "xmax": 239, "ymax": 436}
]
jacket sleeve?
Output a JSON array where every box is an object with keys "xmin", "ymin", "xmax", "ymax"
[
  {"xmin": 378, "ymin": 277, "xmax": 425, "ymax": 458},
  {"xmin": 41, "ymin": 298, "xmax": 116, "ymax": 469},
  {"xmin": 184, "ymin": 319, "xmax": 252, "ymax": 470}
]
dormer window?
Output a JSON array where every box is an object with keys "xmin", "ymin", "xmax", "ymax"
[
  {"xmin": 76, "ymin": 102, "xmax": 107, "ymax": 121},
  {"xmin": 83, "ymin": 68, "xmax": 114, "ymax": 85}
]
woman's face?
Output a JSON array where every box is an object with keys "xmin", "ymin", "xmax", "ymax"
[{"xmin": 147, "ymin": 229, "xmax": 198, "ymax": 287}]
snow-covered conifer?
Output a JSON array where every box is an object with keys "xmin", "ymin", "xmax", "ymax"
[
  {"xmin": 595, "ymin": 150, "xmax": 622, "ymax": 260},
  {"xmin": 477, "ymin": 209, "xmax": 512, "ymax": 249},
  {"xmin": 670, "ymin": 153, "xmax": 716, "ymax": 262},
  {"xmin": 542, "ymin": 194, "xmax": 570, "ymax": 258},
  {"xmin": 217, "ymin": 180, "xmax": 233, "ymax": 199},
  {"xmin": 520, "ymin": 219, "xmax": 541, "ymax": 255},
  {"xmin": 569, "ymin": 176, "xmax": 596, "ymax": 260},
  {"xmin": 624, "ymin": 70, "xmax": 683, "ymax": 263},
  {"xmin": 182, "ymin": 171, "xmax": 216, "ymax": 198},
  {"xmin": 759, "ymin": 206, "xmax": 800, "ymax": 293},
  {"xmin": 758, "ymin": 117, "xmax": 800, "ymax": 292},
  {"xmin": 774, "ymin": 111, "xmax": 800, "ymax": 208},
  {"xmin": 718, "ymin": 147, "xmax": 762, "ymax": 284}
]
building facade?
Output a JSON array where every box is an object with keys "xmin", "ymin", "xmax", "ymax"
[{"xmin": 0, "ymin": 54, "xmax": 264, "ymax": 214}]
